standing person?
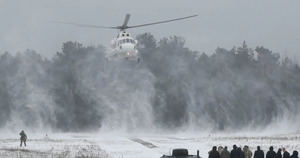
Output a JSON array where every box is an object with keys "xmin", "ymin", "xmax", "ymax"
[
  {"xmin": 238, "ymin": 147, "xmax": 245, "ymax": 158},
  {"xmin": 231, "ymin": 145, "xmax": 240, "ymax": 158},
  {"xmin": 244, "ymin": 146, "xmax": 253, "ymax": 158},
  {"xmin": 19, "ymin": 130, "xmax": 27, "ymax": 147},
  {"xmin": 221, "ymin": 146, "xmax": 231, "ymax": 158},
  {"xmin": 218, "ymin": 146, "xmax": 224, "ymax": 155},
  {"xmin": 283, "ymin": 148, "xmax": 290, "ymax": 158},
  {"xmin": 275, "ymin": 148, "xmax": 282, "ymax": 158},
  {"xmin": 266, "ymin": 146, "xmax": 276, "ymax": 158},
  {"xmin": 290, "ymin": 151, "xmax": 298, "ymax": 158},
  {"xmin": 254, "ymin": 146, "xmax": 264, "ymax": 158},
  {"xmin": 209, "ymin": 146, "xmax": 220, "ymax": 158}
]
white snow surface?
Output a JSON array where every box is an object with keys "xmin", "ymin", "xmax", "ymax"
[{"xmin": 1, "ymin": 132, "xmax": 300, "ymax": 158}]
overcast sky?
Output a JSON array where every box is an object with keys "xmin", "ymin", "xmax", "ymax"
[{"xmin": 0, "ymin": 0, "xmax": 299, "ymax": 59}]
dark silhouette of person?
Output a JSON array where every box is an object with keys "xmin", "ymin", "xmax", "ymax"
[
  {"xmin": 290, "ymin": 151, "xmax": 298, "ymax": 158},
  {"xmin": 221, "ymin": 146, "xmax": 231, "ymax": 158},
  {"xmin": 283, "ymin": 148, "xmax": 290, "ymax": 158},
  {"xmin": 254, "ymin": 146, "xmax": 264, "ymax": 158},
  {"xmin": 210, "ymin": 146, "xmax": 221, "ymax": 158},
  {"xmin": 275, "ymin": 148, "xmax": 282, "ymax": 158},
  {"xmin": 238, "ymin": 147, "xmax": 245, "ymax": 158},
  {"xmin": 19, "ymin": 130, "xmax": 27, "ymax": 147},
  {"xmin": 231, "ymin": 145, "xmax": 240, "ymax": 158},
  {"xmin": 266, "ymin": 146, "xmax": 276, "ymax": 158}
]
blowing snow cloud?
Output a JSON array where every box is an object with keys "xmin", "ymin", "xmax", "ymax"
[{"xmin": 0, "ymin": 33, "xmax": 300, "ymax": 132}]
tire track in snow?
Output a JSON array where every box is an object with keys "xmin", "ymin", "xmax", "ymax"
[{"xmin": 129, "ymin": 138, "xmax": 158, "ymax": 148}]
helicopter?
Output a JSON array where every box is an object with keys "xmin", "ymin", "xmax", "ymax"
[{"xmin": 56, "ymin": 14, "xmax": 198, "ymax": 62}]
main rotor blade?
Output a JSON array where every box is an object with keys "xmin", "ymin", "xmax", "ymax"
[
  {"xmin": 122, "ymin": 14, "xmax": 131, "ymax": 27},
  {"xmin": 127, "ymin": 14, "xmax": 198, "ymax": 29},
  {"xmin": 53, "ymin": 21, "xmax": 119, "ymax": 29}
]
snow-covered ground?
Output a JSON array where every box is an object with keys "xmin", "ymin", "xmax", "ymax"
[{"xmin": 1, "ymin": 132, "xmax": 300, "ymax": 158}]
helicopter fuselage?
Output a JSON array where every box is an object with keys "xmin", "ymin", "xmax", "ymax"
[
  {"xmin": 56, "ymin": 13, "xmax": 198, "ymax": 62},
  {"xmin": 110, "ymin": 31, "xmax": 139, "ymax": 61}
]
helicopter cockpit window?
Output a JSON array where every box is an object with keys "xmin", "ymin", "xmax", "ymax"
[
  {"xmin": 126, "ymin": 34, "xmax": 129, "ymax": 36},
  {"xmin": 122, "ymin": 34, "xmax": 125, "ymax": 37}
]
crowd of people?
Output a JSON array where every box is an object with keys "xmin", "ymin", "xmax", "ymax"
[{"xmin": 209, "ymin": 145, "xmax": 298, "ymax": 158}]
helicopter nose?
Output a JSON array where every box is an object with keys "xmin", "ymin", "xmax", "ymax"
[{"xmin": 121, "ymin": 43, "xmax": 135, "ymax": 51}]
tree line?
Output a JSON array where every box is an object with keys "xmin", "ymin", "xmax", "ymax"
[{"xmin": 0, "ymin": 33, "xmax": 299, "ymax": 132}]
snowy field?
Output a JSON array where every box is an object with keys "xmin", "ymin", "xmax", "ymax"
[{"xmin": 1, "ymin": 132, "xmax": 300, "ymax": 158}]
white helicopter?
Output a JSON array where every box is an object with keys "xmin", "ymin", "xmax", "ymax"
[{"xmin": 56, "ymin": 14, "xmax": 198, "ymax": 62}]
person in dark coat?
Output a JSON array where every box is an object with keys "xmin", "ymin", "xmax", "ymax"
[
  {"xmin": 238, "ymin": 147, "xmax": 245, "ymax": 158},
  {"xmin": 19, "ymin": 130, "xmax": 27, "ymax": 147},
  {"xmin": 275, "ymin": 148, "xmax": 282, "ymax": 158},
  {"xmin": 266, "ymin": 146, "xmax": 276, "ymax": 158},
  {"xmin": 290, "ymin": 151, "xmax": 298, "ymax": 158},
  {"xmin": 221, "ymin": 146, "xmax": 231, "ymax": 158},
  {"xmin": 209, "ymin": 146, "xmax": 220, "ymax": 158},
  {"xmin": 231, "ymin": 145, "xmax": 240, "ymax": 158},
  {"xmin": 283, "ymin": 148, "xmax": 290, "ymax": 158},
  {"xmin": 254, "ymin": 146, "xmax": 264, "ymax": 158}
]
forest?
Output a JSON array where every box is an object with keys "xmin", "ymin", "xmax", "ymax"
[{"xmin": 0, "ymin": 33, "xmax": 299, "ymax": 132}]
